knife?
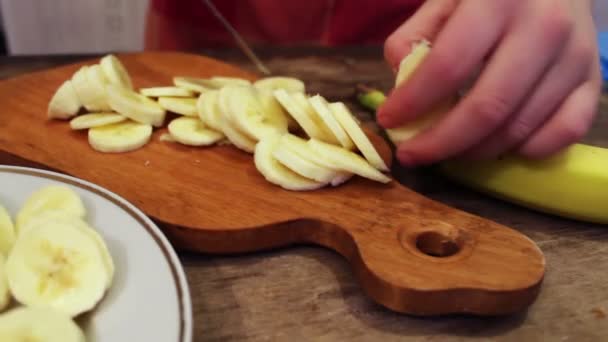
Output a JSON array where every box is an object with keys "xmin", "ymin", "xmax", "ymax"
[{"xmin": 201, "ymin": 0, "xmax": 272, "ymax": 75}]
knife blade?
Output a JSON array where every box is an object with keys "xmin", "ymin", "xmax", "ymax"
[{"xmin": 201, "ymin": 0, "xmax": 271, "ymax": 75}]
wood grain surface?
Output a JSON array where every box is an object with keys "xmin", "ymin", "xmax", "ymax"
[{"xmin": 1, "ymin": 46, "xmax": 607, "ymax": 341}]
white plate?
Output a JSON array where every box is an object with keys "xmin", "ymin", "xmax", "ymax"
[{"xmin": 0, "ymin": 165, "xmax": 193, "ymax": 342}]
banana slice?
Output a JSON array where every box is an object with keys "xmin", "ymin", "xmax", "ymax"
[
  {"xmin": 254, "ymin": 134, "xmax": 325, "ymax": 191},
  {"xmin": 140, "ymin": 86, "xmax": 194, "ymax": 98},
  {"xmin": 308, "ymin": 139, "xmax": 392, "ymax": 183},
  {"xmin": 158, "ymin": 97, "xmax": 198, "ymax": 117},
  {"xmin": 217, "ymin": 86, "xmax": 257, "ymax": 153},
  {"xmin": 6, "ymin": 221, "xmax": 109, "ymax": 317},
  {"xmin": 100, "ymin": 54, "xmax": 134, "ymax": 90},
  {"xmin": 0, "ymin": 306, "xmax": 85, "ymax": 342},
  {"xmin": 279, "ymin": 134, "xmax": 354, "ymax": 186},
  {"xmin": 107, "ymin": 84, "xmax": 166, "ymax": 127},
  {"xmin": 385, "ymin": 99, "xmax": 453, "ymax": 144},
  {"xmin": 15, "ymin": 185, "xmax": 86, "ymax": 235},
  {"xmin": 168, "ymin": 117, "xmax": 224, "ymax": 146},
  {"xmin": 395, "ymin": 39, "xmax": 431, "ymax": 87},
  {"xmin": 257, "ymin": 89, "xmax": 293, "ymax": 132},
  {"xmin": 71, "ymin": 66, "xmax": 104, "ymax": 112},
  {"xmin": 47, "ymin": 80, "xmax": 82, "ymax": 120},
  {"xmin": 69, "ymin": 112, "xmax": 126, "ymax": 130},
  {"xmin": 197, "ymin": 90, "xmax": 223, "ymax": 132},
  {"xmin": 254, "ymin": 76, "xmax": 306, "ymax": 93},
  {"xmin": 273, "ymin": 144, "xmax": 338, "ymax": 184},
  {"xmin": 209, "ymin": 76, "xmax": 251, "ymax": 87},
  {"xmin": 226, "ymin": 85, "xmax": 287, "ymax": 141},
  {"xmin": 0, "ymin": 205, "xmax": 15, "ymax": 257},
  {"xmin": 329, "ymin": 102, "xmax": 389, "ymax": 172},
  {"xmin": 88, "ymin": 121, "xmax": 153, "ymax": 153},
  {"xmin": 291, "ymin": 92, "xmax": 339, "ymax": 144},
  {"xmin": 0, "ymin": 255, "xmax": 9, "ymax": 311},
  {"xmin": 308, "ymin": 95, "xmax": 355, "ymax": 150},
  {"xmin": 174, "ymin": 76, "xmax": 250, "ymax": 93},
  {"xmin": 274, "ymin": 89, "xmax": 330, "ymax": 141},
  {"xmin": 85, "ymin": 64, "xmax": 112, "ymax": 111}
]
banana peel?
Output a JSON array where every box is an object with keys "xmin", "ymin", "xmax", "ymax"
[{"xmin": 357, "ymin": 41, "xmax": 608, "ymax": 225}]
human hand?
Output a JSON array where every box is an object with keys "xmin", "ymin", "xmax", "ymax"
[{"xmin": 378, "ymin": 0, "xmax": 602, "ymax": 167}]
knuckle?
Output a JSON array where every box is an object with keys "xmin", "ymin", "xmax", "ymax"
[
  {"xmin": 506, "ymin": 119, "xmax": 534, "ymax": 143},
  {"xmin": 470, "ymin": 95, "xmax": 512, "ymax": 127},
  {"xmin": 540, "ymin": 3, "xmax": 574, "ymax": 41}
]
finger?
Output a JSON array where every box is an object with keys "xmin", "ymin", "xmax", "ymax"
[
  {"xmin": 378, "ymin": 0, "xmax": 511, "ymax": 128},
  {"xmin": 517, "ymin": 80, "xmax": 601, "ymax": 158},
  {"xmin": 384, "ymin": 0, "xmax": 459, "ymax": 71},
  {"xmin": 394, "ymin": 2, "xmax": 572, "ymax": 166},
  {"xmin": 464, "ymin": 35, "xmax": 589, "ymax": 159}
]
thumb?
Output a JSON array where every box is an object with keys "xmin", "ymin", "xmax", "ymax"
[{"xmin": 384, "ymin": 0, "xmax": 459, "ymax": 71}]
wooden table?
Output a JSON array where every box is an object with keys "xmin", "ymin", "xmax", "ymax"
[{"xmin": 1, "ymin": 46, "xmax": 607, "ymax": 341}]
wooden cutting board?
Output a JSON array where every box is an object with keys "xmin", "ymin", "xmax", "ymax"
[{"xmin": 0, "ymin": 52, "xmax": 545, "ymax": 316}]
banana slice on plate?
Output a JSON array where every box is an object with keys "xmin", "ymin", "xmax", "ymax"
[
  {"xmin": 308, "ymin": 95, "xmax": 355, "ymax": 150},
  {"xmin": 69, "ymin": 112, "xmax": 126, "ymax": 130},
  {"xmin": 0, "ymin": 205, "xmax": 15, "ymax": 257},
  {"xmin": 18, "ymin": 213, "xmax": 115, "ymax": 290},
  {"xmin": 329, "ymin": 102, "xmax": 389, "ymax": 172},
  {"xmin": 100, "ymin": 54, "xmax": 133, "ymax": 90},
  {"xmin": 47, "ymin": 80, "xmax": 82, "ymax": 120},
  {"xmin": 254, "ymin": 76, "xmax": 305, "ymax": 93},
  {"xmin": 217, "ymin": 86, "xmax": 257, "ymax": 153},
  {"xmin": 140, "ymin": 86, "xmax": 194, "ymax": 98},
  {"xmin": 308, "ymin": 138, "xmax": 392, "ymax": 184},
  {"xmin": 107, "ymin": 84, "xmax": 166, "ymax": 127},
  {"xmin": 15, "ymin": 185, "xmax": 86, "ymax": 235},
  {"xmin": 158, "ymin": 97, "xmax": 198, "ymax": 117},
  {"xmin": 168, "ymin": 117, "xmax": 224, "ymax": 146},
  {"xmin": 196, "ymin": 90, "xmax": 223, "ymax": 132},
  {"xmin": 254, "ymin": 135, "xmax": 324, "ymax": 191},
  {"xmin": 226, "ymin": 85, "xmax": 287, "ymax": 141},
  {"xmin": 6, "ymin": 221, "xmax": 110, "ymax": 317},
  {"xmin": 0, "ymin": 306, "xmax": 85, "ymax": 342},
  {"xmin": 88, "ymin": 121, "xmax": 153, "ymax": 153}
]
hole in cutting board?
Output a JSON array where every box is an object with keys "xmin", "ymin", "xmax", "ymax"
[{"xmin": 415, "ymin": 231, "xmax": 461, "ymax": 257}]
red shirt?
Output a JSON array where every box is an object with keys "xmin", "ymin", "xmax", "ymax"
[{"xmin": 145, "ymin": 0, "xmax": 424, "ymax": 50}]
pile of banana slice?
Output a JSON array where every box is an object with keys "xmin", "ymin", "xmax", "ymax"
[
  {"xmin": 47, "ymin": 55, "xmax": 392, "ymax": 190},
  {"xmin": 0, "ymin": 185, "xmax": 113, "ymax": 341}
]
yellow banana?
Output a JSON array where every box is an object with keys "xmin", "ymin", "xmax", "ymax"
[{"xmin": 359, "ymin": 40, "xmax": 608, "ymax": 225}]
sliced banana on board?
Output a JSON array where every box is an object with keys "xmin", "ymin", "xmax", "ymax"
[
  {"xmin": 217, "ymin": 86, "xmax": 257, "ymax": 153},
  {"xmin": 6, "ymin": 221, "xmax": 110, "ymax": 317},
  {"xmin": 308, "ymin": 95, "xmax": 355, "ymax": 150},
  {"xmin": 85, "ymin": 64, "xmax": 112, "ymax": 111},
  {"xmin": 226, "ymin": 85, "xmax": 287, "ymax": 141},
  {"xmin": 88, "ymin": 121, "xmax": 153, "ymax": 153},
  {"xmin": 329, "ymin": 102, "xmax": 389, "ymax": 172},
  {"xmin": 0, "ymin": 255, "xmax": 10, "ymax": 311},
  {"xmin": 254, "ymin": 135, "xmax": 325, "ymax": 191},
  {"xmin": 158, "ymin": 97, "xmax": 198, "ymax": 117},
  {"xmin": 0, "ymin": 306, "xmax": 85, "ymax": 342},
  {"xmin": 274, "ymin": 89, "xmax": 328, "ymax": 141},
  {"xmin": 15, "ymin": 185, "xmax": 86, "ymax": 235},
  {"xmin": 0, "ymin": 205, "xmax": 16, "ymax": 257},
  {"xmin": 273, "ymin": 143, "xmax": 338, "ymax": 184},
  {"xmin": 107, "ymin": 84, "xmax": 166, "ymax": 127},
  {"xmin": 69, "ymin": 112, "xmax": 127, "ymax": 130},
  {"xmin": 254, "ymin": 76, "xmax": 305, "ymax": 93},
  {"xmin": 168, "ymin": 117, "xmax": 224, "ymax": 146},
  {"xmin": 308, "ymin": 138, "xmax": 392, "ymax": 184},
  {"xmin": 71, "ymin": 66, "xmax": 104, "ymax": 112},
  {"xmin": 140, "ymin": 86, "xmax": 194, "ymax": 98},
  {"xmin": 47, "ymin": 80, "xmax": 82, "ymax": 120},
  {"xmin": 196, "ymin": 90, "xmax": 224, "ymax": 132},
  {"xmin": 100, "ymin": 54, "xmax": 134, "ymax": 90}
]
